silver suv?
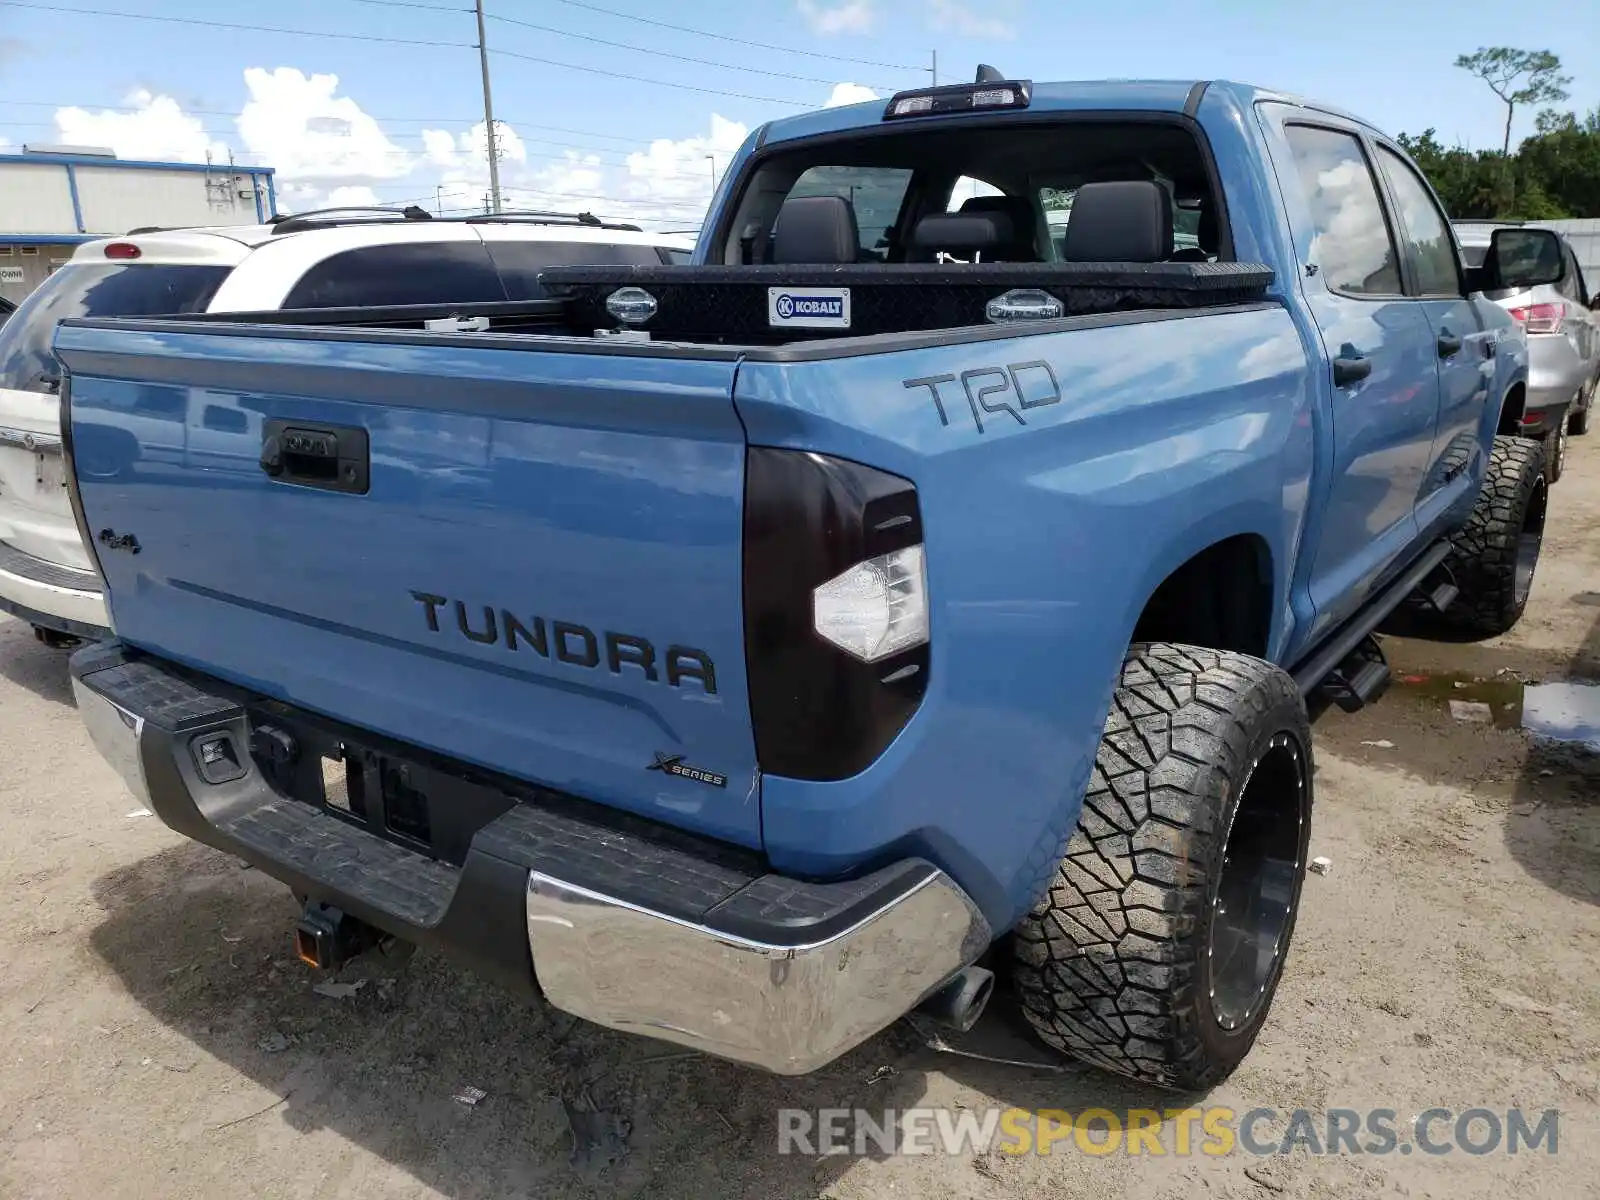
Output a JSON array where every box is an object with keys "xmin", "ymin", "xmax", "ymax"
[
  {"xmin": 0, "ymin": 209, "xmax": 692, "ymax": 643},
  {"xmin": 1454, "ymin": 220, "xmax": 1600, "ymax": 481}
]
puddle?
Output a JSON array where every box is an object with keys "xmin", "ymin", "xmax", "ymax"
[{"xmin": 1392, "ymin": 671, "xmax": 1600, "ymax": 752}]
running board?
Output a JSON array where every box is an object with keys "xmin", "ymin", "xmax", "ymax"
[
  {"xmin": 1319, "ymin": 637, "xmax": 1390, "ymax": 713},
  {"xmin": 1291, "ymin": 541, "xmax": 1451, "ymax": 696}
]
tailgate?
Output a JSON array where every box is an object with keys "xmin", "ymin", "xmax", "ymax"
[{"xmin": 56, "ymin": 322, "xmax": 761, "ymax": 846}]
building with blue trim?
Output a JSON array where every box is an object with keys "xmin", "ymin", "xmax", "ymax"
[{"xmin": 0, "ymin": 146, "xmax": 276, "ymax": 301}]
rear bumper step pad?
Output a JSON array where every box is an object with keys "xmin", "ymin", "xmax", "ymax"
[{"xmin": 70, "ymin": 641, "xmax": 988, "ymax": 1074}]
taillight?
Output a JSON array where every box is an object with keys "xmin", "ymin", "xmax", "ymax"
[
  {"xmin": 102, "ymin": 242, "xmax": 141, "ymax": 260},
  {"xmin": 743, "ymin": 449, "xmax": 928, "ymax": 781},
  {"xmin": 1507, "ymin": 302, "xmax": 1563, "ymax": 334}
]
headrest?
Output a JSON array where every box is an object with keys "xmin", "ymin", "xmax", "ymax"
[
  {"xmin": 909, "ymin": 211, "xmax": 1013, "ymax": 255},
  {"xmin": 1059, "ymin": 180, "xmax": 1174, "ymax": 263},
  {"xmin": 772, "ymin": 195, "xmax": 860, "ymax": 264},
  {"xmin": 959, "ymin": 194, "xmax": 1036, "ymax": 229}
]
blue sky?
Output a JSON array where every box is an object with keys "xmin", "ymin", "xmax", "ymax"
[{"xmin": 0, "ymin": 0, "xmax": 1595, "ymax": 227}]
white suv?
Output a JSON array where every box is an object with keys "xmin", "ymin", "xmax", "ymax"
[{"xmin": 0, "ymin": 209, "xmax": 693, "ymax": 642}]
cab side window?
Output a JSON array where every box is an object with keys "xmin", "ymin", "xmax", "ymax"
[
  {"xmin": 1283, "ymin": 125, "xmax": 1402, "ymax": 297},
  {"xmin": 1374, "ymin": 146, "xmax": 1462, "ymax": 296}
]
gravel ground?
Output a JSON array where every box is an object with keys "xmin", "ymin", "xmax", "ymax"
[{"xmin": 2, "ymin": 438, "xmax": 1599, "ymax": 1199}]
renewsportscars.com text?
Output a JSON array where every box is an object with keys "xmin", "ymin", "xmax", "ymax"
[{"xmin": 777, "ymin": 1106, "xmax": 1560, "ymax": 1158}]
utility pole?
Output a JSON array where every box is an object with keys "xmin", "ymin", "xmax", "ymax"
[
  {"xmin": 705, "ymin": 153, "xmax": 717, "ymax": 192},
  {"xmin": 474, "ymin": 0, "xmax": 503, "ymax": 214},
  {"xmin": 931, "ymin": 50, "xmax": 937, "ymax": 86},
  {"xmin": 435, "ymin": 185, "xmax": 444, "ymax": 216}
]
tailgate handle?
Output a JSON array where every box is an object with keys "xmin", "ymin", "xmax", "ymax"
[{"xmin": 260, "ymin": 421, "xmax": 370, "ymax": 495}]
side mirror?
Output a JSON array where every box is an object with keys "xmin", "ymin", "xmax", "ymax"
[{"xmin": 1483, "ymin": 227, "xmax": 1564, "ymax": 292}]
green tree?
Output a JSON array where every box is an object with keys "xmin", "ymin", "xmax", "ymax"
[
  {"xmin": 1395, "ymin": 130, "xmax": 1504, "ymax": 218},
  {"xmin": 1455, "ymin": 47, "xmax": 1571, "ymax": 154},
  {"xmin": 1516, "ymin": 107, "xmax": 1600, "ymax": 218}
]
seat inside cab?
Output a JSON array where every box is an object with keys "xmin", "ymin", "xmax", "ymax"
[{"xmin": 713, "ymin": 120, "xmax": 1225, "ymax": 268}]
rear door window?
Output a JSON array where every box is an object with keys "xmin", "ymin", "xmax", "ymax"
[
  {"xmin": 1283, "ymin": 125, "xmax": 1402, "ymax": 297},
  {"xmin": 483, "ymin": 240, "xmax": 674, "ymax": 300},
  {"xmin": 282, "ymin": 242, "xmax": 507, "ymax": 309},
  {"xmin": 0, "ymin": 263, "xmax": 230, "ymax": 393}
]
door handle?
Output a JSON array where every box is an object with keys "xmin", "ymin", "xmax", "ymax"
[
  {"xmin": 1437, "ymin": 331, "xmax": 1463, "ymax": 357},
  {"xmin": 1332, "ymin": 353, "xmax": 1372, "ymax": 387},
  {"xmin": 260, "ymin": 420, "xmax": 369, "ymax": 494}
]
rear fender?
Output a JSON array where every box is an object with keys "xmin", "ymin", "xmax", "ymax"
[{"xmin": 734, "ymin": 304, "xmax": 1313, "ymax": 931}]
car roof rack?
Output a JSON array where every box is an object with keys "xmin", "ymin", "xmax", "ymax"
[
  {"xmin": 465, "ymin": 209, "xmax": 643, "ymax": 232},
  {"xmin": 269, "ymin": 205, "xmax": 434, "ymax": 235}
]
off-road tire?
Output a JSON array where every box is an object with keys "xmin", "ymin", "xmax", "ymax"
[
  {"xmin": 1542, "ymin": 425, "xmax": 1566, "ymax": 484},
  {"xmin": 1443, "ymin": 435, "xmax": 1547, "ymax": 635},
  {"xmin": 1011, "ymin": 643, "xmax": 1313, "ymax": 1089}
]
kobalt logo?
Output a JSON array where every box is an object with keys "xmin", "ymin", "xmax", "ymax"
[
  {"xmin": 779, "ymin": 295, "xmax": 843, "ymax": 317},
  {"xmin": 769, "ymin": 286, "xmax": 850, "ymax": 328}
]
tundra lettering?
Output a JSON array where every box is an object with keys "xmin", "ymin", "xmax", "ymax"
[{"xmin": 409, "ymin": 590, "xmax": 717, "ymax": 692}]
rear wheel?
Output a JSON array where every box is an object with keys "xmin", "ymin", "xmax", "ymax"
[
  {"xmin": 1443, "ymin": 435, "xmax": 1547, "ymax": 635},
  {"xmin": 1571, "ymin": 396, "xmax": 1591, "ymax": 436},
  {"xmin": 1010, "ymin": 643, "xmax": 1313, "ymax": 1089},
  {"xmin": 1542, "ymin": 425, "xmax": 1566, "ymax": 484}
]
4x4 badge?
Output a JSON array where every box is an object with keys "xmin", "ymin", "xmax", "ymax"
[{"xmin": 647, "ymin": 752, "xmax": 727, "ymax": 789}]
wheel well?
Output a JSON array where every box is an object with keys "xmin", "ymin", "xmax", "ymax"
[
  {"xmin": 1131, "ymin": 535, "xmax": 1273, "ymax": 659},
  {"xmin": 1497, "ymin": 384, "xmax": 1526, "ymax": 436}
]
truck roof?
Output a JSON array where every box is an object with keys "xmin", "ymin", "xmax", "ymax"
[{"xmin": 759, "ymin": 79, "xmax": 1383, "ymax": 147}]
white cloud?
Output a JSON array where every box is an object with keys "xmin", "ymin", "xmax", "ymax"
[
  {"xmin": 797, "ymin": 0, "xmax": 875, "ymax": 34},
  {"xmin": 236, "ymin": 67, "xmax": 411, "ymax": 182},
  {"xmin": 929, "ymin": 0, "xmax": 1016, "ymax": 39},
  {"xmin": 54, "ymin": 90, "xmax": 229, "ymax": 163},
  {"xmin": 824, "ymin": 83, "xmax": 879, "ymax": 108},
  {"xmin": 325, "ymin": 185, "xmax": 382, "ymax": 208}
]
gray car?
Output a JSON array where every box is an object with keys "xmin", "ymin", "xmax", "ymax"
[{"xmin": 1454, "ymin": 220, "xmax": 1600, "ymax": 481}]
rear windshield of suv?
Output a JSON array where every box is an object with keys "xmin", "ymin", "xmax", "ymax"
[{"xmin": 0, "ymin": 263, "xmax": 230, "ymax": 393}]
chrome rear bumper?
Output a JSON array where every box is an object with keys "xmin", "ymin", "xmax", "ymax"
[
  {"xmin": 527, "ymin": 868, "xmax": 986, "ymax": 1073},
  {"xmin": 72, "ymin": 645, "xmax": 990, "ymax": 1075}
]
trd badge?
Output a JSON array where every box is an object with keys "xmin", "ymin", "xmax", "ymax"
[{"xmin": 647, "ymin": 752, "xmax": 727, "ymax": 789}]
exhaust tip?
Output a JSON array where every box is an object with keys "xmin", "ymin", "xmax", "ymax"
[{"xmin": 916, "ymin": 965, "xmax": 995, "ymax": 1033}]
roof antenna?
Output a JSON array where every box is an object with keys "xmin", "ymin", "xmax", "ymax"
[{"xmin": 974, "ymin": 64, "xmax": 1004, "ymax": 83}]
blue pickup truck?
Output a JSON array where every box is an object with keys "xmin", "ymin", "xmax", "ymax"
[{"xmin": 58, "ymin": 77, "xmax": 1561, "ymax": 1089}]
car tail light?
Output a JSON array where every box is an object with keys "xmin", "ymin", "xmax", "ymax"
[
  {"xmin": 743, "ymin": 449, "xmax": 928, "ymax": 781},
  {"xmin": 102, "ymin": 242, "xmax": 141, "ymax": 260},
  {"xmin": 813, "ymin": 544, "xmax": 928, "ymax": 663},
  {"xmin": 1507, "ymin": 302, "xmax": 1563, "ymax": 334}
]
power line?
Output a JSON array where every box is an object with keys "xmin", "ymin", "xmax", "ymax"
[
  {"xmin": 546, "ymin": 0, "xmax": 920, "ymax": 72},
  {"xmin": 486, "ymin": 11, "xmax": 886, "ymax": 90},
  {"xmin": 0, "ymin": 100, "xmax": 659, "ymax": 146},
  {"xmin": 488, "ymin": 46, "xmax": 808, "ymax": 106},
  {"xmin": 342, "ymin": 0, "xmax": 465, "ymax": 10},
  {"xmin": 0, "ymin": 1, "xmax": 472, "ymax": 47}
]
